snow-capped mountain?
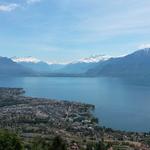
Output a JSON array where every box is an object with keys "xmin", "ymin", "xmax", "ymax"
[
  {"xmin": 59, "ymin": 55, "xmax": 111, "ymax": 74},
  {"xmin": 12, "ymin": 56, "xmax": 41, "ymax": 63},
  {"xmin": 0, "ymin": 56, "xmax": 32, "ymax": 76},
  {"xmin": 1, "ymin": 48, "xmax": 150, "ymax": 77},
  {"xmin": 11, "ymin": 55, "xmax": 111, "ymax": 74},
  {"xmin": 87, "ymin": 48, "xmax": 150, "ymax": 77},
  {"xmin": 12, "ymin": 56, "xmax": 65, "ymax": 73},
  {"xmin": 73, "ymin": 54, "xmax": 111, "ymax": 64}
]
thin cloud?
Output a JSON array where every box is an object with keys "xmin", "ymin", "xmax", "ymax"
[
  {"xmin": 26, "ymin": 0, "xmax": 42, "ymax": 4},
  {"xmin": 0, "ymin": 0, "xmax": 42, "ymax": 12},
  {"xmin": 0, "ymin": 3, "xmax": 19, "ymax": 12}
]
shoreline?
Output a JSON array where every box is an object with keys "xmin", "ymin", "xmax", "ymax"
[
  {"xmin": 0, "ymin": 87, "xmax": 150, "ymax": 149},
  {"xmin": 0, "ymin": 87, "xmax": 148, "ymax": 134},
  {"xmin": 0, "ymin": 88, "xmax": 100, "ymax": 138}
]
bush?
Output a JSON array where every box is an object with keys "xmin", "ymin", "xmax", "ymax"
[
  {"xmin": 50, "ymin": 136, "xmax": 67, "ymax": 150},
  {"xmin": 0, "ymin": 129, "xmax": 23, "ymax": 150},
  {"xmin": 86, "ymin": 140, "xmax": 107, "ymax": 150},
  {"xmin": 31, "ymin": 136, "xmax": 51, "ymax": 150},
  {"xmin": 31, "ymin": 136, "xmax": 67, "ymax": 150}
]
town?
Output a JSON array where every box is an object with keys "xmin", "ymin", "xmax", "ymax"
[{"xmin": 0, "ymin": 88, "xmax": 150, "ymax": 150}]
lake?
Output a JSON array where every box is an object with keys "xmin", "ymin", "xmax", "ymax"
[{"xmin": 0, "ymin": 76, "xmax": 150, "ymax": 132}]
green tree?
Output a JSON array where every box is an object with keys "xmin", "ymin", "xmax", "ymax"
[
  {"xmin": 95, "ymin": 141, "xmax": 106, "ymax": 150},
  {"xmin": 50, "ymin": 136, "xmax": 67, "ymax": 150},
  {"xmin": 86, "ymin": 140, "xmax": 107, "ymax": 150},
  {"xmin": 0, "ymin": 129, "xmax": 23, "ymax": 150},
  {"xmin": 31, "ymin": 137, "xmax": 50, "ymax": 150},
  {"xmin": 31, "ymin": 136, "xmax": 67, "ymax": 150}
]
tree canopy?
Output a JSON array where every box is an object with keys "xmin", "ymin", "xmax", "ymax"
[{"xmin": 0, "ymin": 129, "xmax": 23, "ymax": 150}]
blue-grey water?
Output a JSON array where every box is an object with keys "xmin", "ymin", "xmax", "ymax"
[{"xmin": 0, "ymin": 76, "xmax": 150, "ymax": 132}]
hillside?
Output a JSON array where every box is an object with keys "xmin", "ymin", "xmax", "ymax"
[
  {"xmin": 87, "ymin": 48, "xmax": 150, "ymax": 77},
  {"xmin": 0, "ymin": 57, "xmax": 33, "ymax": 76}
]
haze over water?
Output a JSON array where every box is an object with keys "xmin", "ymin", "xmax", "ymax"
[{"xmin": 0, "ymin": 76, "xmax": 150, "ymax": 132}]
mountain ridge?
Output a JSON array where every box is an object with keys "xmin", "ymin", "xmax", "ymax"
[
  {"xmin": 1, "ymin": 48, "xmax": 150, "ymax": 77},
  {"xmin": 87, "ymin": 48, "xmax": 150, "ymax": 77},
  {"xmin": 0, "ymin": 56, "xmax": 33, "ymax": 76}
]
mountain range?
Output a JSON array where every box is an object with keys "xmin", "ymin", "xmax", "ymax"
[
  {"xmin": 12, "ymin": 57, "xmax": 65, "ymax": 74},
  {"xmin": 1, "ymin": 48, "xmax": 150, "ymax": 77},
  {"xmin": 12, "ymin": 55, "xmax": 110, "ymax": 74},
  {"xmin": 58, "ymin": 55, "xmax": 110, "ymax": 74},
  {"xmin": 87, "ymin": 48, "xmax": 150, "ymax": 77},
  {"xmin": 0, "ymin": 57, "xmax": 32, "ymax": 76}
]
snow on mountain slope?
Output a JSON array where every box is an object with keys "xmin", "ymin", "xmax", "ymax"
[
  {"xmin": 11, "ymin": 55, "xmax": 111, "ymax": 74},
  {"xmin": 87, "ymin": 48, "xmax": 150, "ymax": 77},
  {"xmin": 74, "ymin": 55, "xmax": 111, "ymax": 64},
  {"xmin": 0, "ymin": 56, "xmax": 32, "ymax": 75},
  {"xmin": 11, "ymin": 56, "xmax": 66, "ymax": 73},
  {"xmin": 58, "ymin": 55, "xmax": 111, "ymax": 74},
  {"xmin": 12, "ymin": 56, "xmax": 41, "ymax": 63}
]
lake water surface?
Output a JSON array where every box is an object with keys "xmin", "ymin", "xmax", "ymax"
[{"xmin": 0, "ymin": 76, "xmax": 150, "ymax": 132}]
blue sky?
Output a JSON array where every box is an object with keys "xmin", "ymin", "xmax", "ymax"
[{"xmin": 0, "ymin": 0, "xmax": 150, "ymax": 62}]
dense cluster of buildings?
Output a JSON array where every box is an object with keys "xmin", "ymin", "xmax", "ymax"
[
  {"xmin": 0, "ymin": 88, "xmax": 100, "ymax": 140},
  {"xmin": 0, "ymin": 88, "xmax": 150, "ymax": 150}
]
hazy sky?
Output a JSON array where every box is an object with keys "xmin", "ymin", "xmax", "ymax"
[{"xmin": 0, "ymin": 0, "xmax": 150, "ymax": 62}]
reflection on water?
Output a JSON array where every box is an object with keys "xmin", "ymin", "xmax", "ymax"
[{"xmin": 0, "ymin": 76, "xmax": 150, "ymax": 132}]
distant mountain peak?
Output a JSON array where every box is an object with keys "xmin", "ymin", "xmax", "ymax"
[
  {"xmin": 73, "ymin": 54, "xmax": 111, "ymax": 64},
  {"xmin": 12, "ymin": 56, "xmax": 41, "ymax": 63},
  {"xmin": 131, "ymin": 48, "xmax": 150, "ymax": 57},
  {"xmin": 12, "ymin": 56, "xmax": 67, "ymax": 65},
  {"xmin": 0, "ymin": 56, "xmax": 33, "ymax": 75}
]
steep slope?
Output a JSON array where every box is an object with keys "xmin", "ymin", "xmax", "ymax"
[
  {"xmin": 60, "ymin": 55, "xmax": 110, "ymax": 74},
  {"xmin": 12, "ymin": 57, "xmax": 65, "ymax": 73},
  {"xmin": 87, "ymin": 48, "xmax": 150, "ymax": 77},
  {"xmin": 0, "ymin": 57, "xmax": 32, "ymax": 76}
]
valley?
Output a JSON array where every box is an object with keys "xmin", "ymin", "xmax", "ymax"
[{"xmin": 1, "ymin": 48, "xmax": 150, "ymax": 78}]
